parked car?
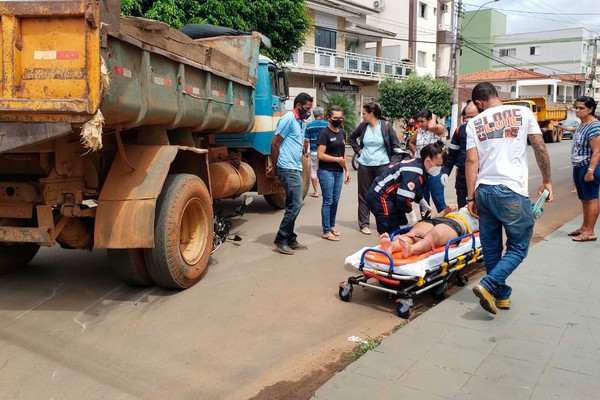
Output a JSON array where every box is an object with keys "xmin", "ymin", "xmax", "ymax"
[{"xmin": 558, "ymin": 119, "xmax": 580, "ymax": 140}]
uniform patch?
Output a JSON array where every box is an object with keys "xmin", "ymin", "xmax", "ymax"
[{"xmin": 407, "ymin": 182, "xmax": 415, "ymax": 190}]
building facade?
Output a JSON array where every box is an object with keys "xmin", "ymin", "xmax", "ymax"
[{"xmin": 284, "ymin": 0, "xmax": 454, "ymax": 113}]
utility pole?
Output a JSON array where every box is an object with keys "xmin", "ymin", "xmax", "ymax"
[
  {"xmin": 450, "ymin": 0, "xmax": 463, "ymax": 136},
  {"xmin": 588, "ymin": 37, "xmax": 598, "ymax": 97}
]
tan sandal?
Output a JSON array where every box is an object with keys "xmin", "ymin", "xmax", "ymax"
[{"xmin": 322, "ymin": 232, "xmax": 340, "ymax": 241}]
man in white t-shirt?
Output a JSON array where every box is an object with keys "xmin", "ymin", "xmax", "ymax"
[{"xmin": 465, "ymin": 82, "xmax": 553, "ymax": 315}]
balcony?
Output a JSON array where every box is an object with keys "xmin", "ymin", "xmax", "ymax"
[{"xmin": 286, "ymin": 45, "xmax": 414, "ymax": 81}]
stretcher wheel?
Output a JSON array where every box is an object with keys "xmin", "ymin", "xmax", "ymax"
[
  {"xmin": 339, "ymin": 282, "xmax": 353, "ymax": 302},
  {"xmin": 432, "ymin": 282, "xmax": 447, "ymax": 300},
  {"xmin": 396, "ymin": 299, "xmax": 412, "ymax": 319}
]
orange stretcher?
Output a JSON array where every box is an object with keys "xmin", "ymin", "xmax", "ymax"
[{"xmin": 339, "ymin": 228, "xmax": 483, "ymax": 318}]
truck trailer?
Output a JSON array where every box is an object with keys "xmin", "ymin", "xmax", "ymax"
[
  {"xmin": 502, "ymin": 96, "xmax": 568, "ymax": 143},
  {"xmin": 0, "ymin": 0, "xmax": 308, "ymax": 289}
]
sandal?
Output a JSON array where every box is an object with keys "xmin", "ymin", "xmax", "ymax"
[
  {"xmin": 322, "ymin": 232, "xmax": 340, "ymax": 241},
  {"xmin": 330, "ymin": 227, "xmax": 340, "ymax": 237},
  {"xmin": 310, "ymin": 193, "xmax": 319, "ymax": 198},
  {"xmin": 567, "ymin": 229, "xmax": 582, "ymax": 237},
  {"xmin": 572, "ymin": 233, "xmax": 597, "ymax": 242}
]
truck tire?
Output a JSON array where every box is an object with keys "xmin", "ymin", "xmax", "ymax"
[
  {"xmin": 263, "ymin": 157, "xmax": 311, "ymax": 210},
  {"xmin": 107, "ymin": 249, "xmax": 155, "ymax": 286},
  {"xmin": 144, "ymin": 174, "xmax": 213, "ymax": 289},
  {"xmin": 542, "ymin": 130, "xmax": 552, "ymax": 143},
  {"xmin": 0, "ymin": 243, "xmax": 40, "ymax": 274}
]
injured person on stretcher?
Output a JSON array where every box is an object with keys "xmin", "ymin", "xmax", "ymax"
[{"xmin": 380, "ymin": 205, "xmax": 480, "ymax": 258}]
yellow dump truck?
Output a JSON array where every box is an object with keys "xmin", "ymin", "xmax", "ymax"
[
  {"xmin": 0, "ymin": 1, "xmax": 302, "ymax": 289},
  {"xmin": 502, "ymin": 96, "xmax": 568, "ymax": 143}
]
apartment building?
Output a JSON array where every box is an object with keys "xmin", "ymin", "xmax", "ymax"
[
  {"xmin": 285, "ymin": 0, "xmax": 454, "ymax": 110},
  {"xmin": 460, "ymin": 9, "xmax": 600, "ymax": 101}
]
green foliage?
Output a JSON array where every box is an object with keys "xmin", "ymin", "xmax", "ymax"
[
  {"xmin": 379, "ymin": 74, "xmax": 452, "ymax": 122},
  {"xmin": 321, "ymin": 93, "xmax": 358, "ymax": 134},
  {"xmin": 120, "ymin": 0, "xmax": 312, "ymax": 63},
  {"xmin": 344, "ymin": 336, "xmax": 381, "ymax": 363}
]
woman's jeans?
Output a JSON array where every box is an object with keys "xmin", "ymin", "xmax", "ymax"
[
  {"xmin": 423, "ymin": 173, "xmax": 446, "ymax": 212},
  {"xmin": 476, "ymin": 184, "xmax": 534, "ymax": 300},
  {"xmin": 318, "ymin": 169, "xmax": 343, "ymax": 233},
  {"xmin": 274, "ymin": 167, "xmax": 303, "ymax": 245}
]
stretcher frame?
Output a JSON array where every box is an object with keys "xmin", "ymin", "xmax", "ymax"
[{"xmin": 339, "ymin": 227, "xmax": 483, "ymax": 318}]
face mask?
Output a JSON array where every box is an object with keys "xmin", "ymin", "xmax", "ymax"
[
  {"xmin": 330, "ymin": 119, "xmax": 342, "ymax": 128},
  {"xmin": 428, "ymin": 165, "xmax": 442, "ymax": 176},
  {"xmin": 299, "ymin": 108, "xmax": 311, "ymax": 120}
]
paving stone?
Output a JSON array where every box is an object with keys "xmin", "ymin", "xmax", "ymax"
[
  {"xmin": 376, "ymin": 318, "xmax": 452, "ymax": 360},
  {"xmin": 312, "ymin": 370, "xmax": 389, "ymax": 400},
  {"xmin": 379, "ymin": 382, "xmax": 452, "ymax": 400},
  {"xmin": 395, "ymin": 360, "xmax": 471, "ymax": 398},
  {"xmin": 470, "ymin": 353, "xmax": 546, "ymax": 387},
  {"xmin": 530, "ymin": 366, "xmax": 600, "ymax": 400},
  {"xmin": 550, "ymin": 334, "xmax": 600, "ymax": 377},
  {"xmin": 456, "ymin": 374, "xmax": 535, "ymax": 400},
  {"xmin": 438, "ymin": 325, "xmax": 500, "ymax": 354},
  {"xmin": 491, "ymin": 336, "xmax": 555, "ymax": 364},
  {"xmin": 421, "ymin": 341, "xmax": 488, "ymax": 374},
  {"xmin": 503, "ymin": 320, "xmax": 565, "ymax": 345},
  {"xmin": 345, "ymin": 349, "xmax": 415, "ymax": 382}
]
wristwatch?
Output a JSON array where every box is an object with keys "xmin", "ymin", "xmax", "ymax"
[{"xmin": 465, "ymin": 197, "xmax": 475, "ymax": 203}]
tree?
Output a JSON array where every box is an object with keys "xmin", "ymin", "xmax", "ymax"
[
  {"xmin": 379, "ymin": 74, "xmax": 452, "ymax": 122},
  {"xmin": 120, "ymin": 0, "xmax": 312, "ymax": 63},
  {"xmin": 321, "ymin": 93, "xmax": 357, "ymax": 134}
]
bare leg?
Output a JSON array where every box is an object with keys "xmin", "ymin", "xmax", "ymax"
[
  {"xmin": 398, "ymin": 237, "xmax": 412, "ymax": 258},
  {"xmin": 582, "ymin": 199, "xmax": 599, "ymax": 236},
  {"xmin": 406, "ymin": 224, "xmax": 458, "ymax": 256},
  {"xmin": 311, "ymin": 177, "xmax": 319, "ymax": 196}
]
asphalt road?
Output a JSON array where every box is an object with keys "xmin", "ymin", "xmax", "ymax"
[{"xmin": 0, "ymin": 140, "xmax": 580, "ymax": 399}]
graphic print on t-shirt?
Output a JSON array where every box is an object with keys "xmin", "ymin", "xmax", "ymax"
[{"xmin": 472, "ymin": 108, "xmax": 523, "ymax": 141}]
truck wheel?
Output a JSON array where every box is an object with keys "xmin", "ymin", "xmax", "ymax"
[
  {"xmin": 556, "ymin": 128, "xmax": 562, "ymax": 142},
  {"xmin": 0, "ymin": 243, "xmax": 40, "ymax": 274},
  {"xmin": 107, "ymin": 249, "xmax": 155, "ymax": 286},
  {"xmin": 263, "ymin": 157, "xmax": 311, "ymax": 210},
  {"xmin": 144, "ymin": 174, "xmax": 213, "ymax": 289}
]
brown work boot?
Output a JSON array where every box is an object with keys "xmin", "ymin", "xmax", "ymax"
[
  {"xmin": 496, "ymin": 298, "xmax": 511, "ymax": 310},
  {"xmin": 473, "ymin": 284, "xmax": 498, "ymax": 314}
]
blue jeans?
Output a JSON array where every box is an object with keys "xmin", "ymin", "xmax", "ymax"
[
  {"xmin": 275, "ymin": 168, "xmax": 303, "ymax": 244},
  {"xmin": 317, "ymin": 169, "xmax": 343, "ymax": 233},
  {"xmin": 476, "ymin": 184, "xmax": 534, "ymax": 300},
  {"xmin": 423, "ymin": 173, "xmax": 446, "ymax": 212}
]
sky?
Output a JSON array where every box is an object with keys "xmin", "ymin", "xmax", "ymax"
[{"xmin": 465, "ymin": 0, "xmax": 600, "ymax": 35}]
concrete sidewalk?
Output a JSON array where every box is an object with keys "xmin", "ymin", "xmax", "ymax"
[{"xmin": 312, "ymin": 216, "xmax": 600, "ymax": 400}]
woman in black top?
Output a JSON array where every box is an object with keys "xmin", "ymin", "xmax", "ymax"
[{"xmin": 317, "ymin": 106, "xmax": 351, "ymax": 241}]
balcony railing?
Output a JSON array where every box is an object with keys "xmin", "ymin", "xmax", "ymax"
[{"xmin": 286, "ymin": 45, "xmax": 414, "ymax": 80}]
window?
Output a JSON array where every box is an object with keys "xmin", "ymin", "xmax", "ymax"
[
  {"xmin": 530, "ymin": 46, "xmax": 540, "ymax": 56},
  {"xmin": 419, "ymin": 2, "xmax": 427, "ymax": 18},
  {"xmin": 315, "ymin": 27, "xmax": 336, "ymax": 50},
  {"xmin": 432, "ymin": 53, "xmax": 436, "ymax": 62},
  {"xmin": 499, "ymin": 48, "xmax": 516, "ymax": 57},
  {"xmin": 417, "ymin": 51, "xmax": 426, "ymax": 67},
  {"xmin": 433, "ymin": 7, "xmax": 437, "ymax": 16}
]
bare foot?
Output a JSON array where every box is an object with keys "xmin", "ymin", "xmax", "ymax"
[
  {"xmin": 379, "ymin": 233, "xmax": 391, "ymax": 253},
  {"xmin": 398, "ymin": 237, "xmax": 412, "ymax": 259}
]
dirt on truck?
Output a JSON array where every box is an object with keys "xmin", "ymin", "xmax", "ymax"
[{"xmin": 0, "ymin": 0, "xmax": 303, "ymax": 289}]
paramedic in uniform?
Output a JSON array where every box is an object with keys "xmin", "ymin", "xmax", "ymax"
[
  {"xmin": 366, "ymin": 142, "xmax": 446, "ymax": 234},
  {"xmin": 465, "ymin": 82, "xmax": 553, "ymax": 315}
]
